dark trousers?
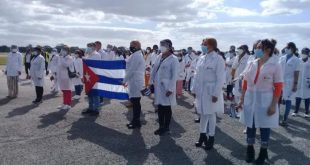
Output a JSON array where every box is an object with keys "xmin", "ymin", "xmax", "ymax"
[
  {"xmin": 75, "ymin": 85, "xmax": 83, "ymax": 96},
  {"xmin": 130, "ymin": 97, "xmax": 141, "ymax": 125},
  {"xmin": 35, "ymin": 86, "xmax": 44, "ymax": 101},
  {"xmin": 45, "ymin": 62, "xmax": 48, "ymax": 73},
  {"xmin": 158, "ymin": 105, "xmax": 172, "ymax": 129},
  {"xmin": 295, "ymin": 97, "xmax": 310, "ymax": 114},
  {"xmin": 226, "ymin": 84, "xmax": 234, "ymax": 97},
  {"xmin": 247, "ymin": 121, "xmax": 271, "ymax": 148},
  {"xmin": 25, "ymin": 63, "xmax": 31, "ymax": 75}
]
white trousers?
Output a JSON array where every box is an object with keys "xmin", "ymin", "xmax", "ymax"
[{"xmin": 200, "ymin": 113, "xmax": 216, "ymax": 136}]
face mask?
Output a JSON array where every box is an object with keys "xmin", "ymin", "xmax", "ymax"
[
  {"xmin": 33, "ymin": 51, "xmax": 38, "ymax": 56},
  {"xmin": 201, "ymin": 45, "xmax": 208, "ymax": 54},
  {"xmin": 188, "ymin": 50, "xmax": 192, "ymax": 54},
  {"xmin": 85, "ymin": 47, "xmax": 93, "ymax": 54},
  {"xmin": 236, "ymin": 49, "xmax": 244, "ymax": 56},
  {"xmin": 302, "ymin": 54, "xmax": 308, "ymax": 60},
  {"xmin": 60, "ymin": 50, "xmax": 67, "ymax": 56},
  {"xmin": 254, "ymin": 49, "xmax": 264, "ymax": 58},
  {"xmin": 11, "ymin": 49, "xmax": 17, "ymax": 53},
  {"xmin": 285, "ymin": 48, "xmax": 292, "ymax": 55},
  {"xmin": 51, "ymin": 51, "xmax": 57, "ymax": 55},
  {"xmin": 160, "ymin": 46, "xmax": 168, "ymax": 53},
  {"xmin": 107, "ymin": 48, "xmax": 111, "ymax": 52},
  {"xmin": 130, "ymin": 46, "xmax": 138, "ymax": 53},
  {"xmin": 146, "ymin": 50, "xmax": 150, "ymax": 53}
]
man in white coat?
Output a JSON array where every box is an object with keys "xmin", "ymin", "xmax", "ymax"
[
  {"xmin": 29, "ymin": 47, "xmax": 45, "ymax": 104},
  {"xmin": 292, "ymin": 48, "xmax": 310, "ymax": 118},
  {"xmin": 5, "ymin": 45, "xmax": 23, "ymax": 99},
  {"xmin": 184, "ymin": 47, "xmax": 197, "ymax": 91},
  {"xmin": 279, "ymin": 42, "xmax": 301, "ymax": 126},
  {"xmin": 82, "ymin": 43, "xmax": 102, "ymax": 116},
  {"xmin": 122, "ymin": 41, "xmax": 145, "ymax": 129},
  {"xmin": 48, "ymin": 48, "xmax": 60, "ymax": 93},
  {"xmin": 151, "ymin": 39, "xmax": 178, "ymax": 136},
  {"xmin": 192, "ymin": 38, "xmax": 225, "ymax": 150}
]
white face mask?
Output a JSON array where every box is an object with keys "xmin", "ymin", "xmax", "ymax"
[
  {"xmin": 236, "ymin": 49, "xmax": 244, "ymax": 56},
  {"xmin": 60, "ymin": 49, "xmax": 67, "ymax": 56},
  {"xmin": 11, "ymin": 49, "xmax": 17, "ymax": 53},
  {"xmin": 302, "ymin": 54, "xmax": 308, "ymax": 59},
  {"xmin": 33, "ymin": 51, "xmax": 38, "ymax": 56},
  {"xmin": 160, "ymin": 46, "xmax": 168, "ymax": 53},
  {"xmin": 146, "ymin": 50, "xmax": 150, "ymax": 53}
]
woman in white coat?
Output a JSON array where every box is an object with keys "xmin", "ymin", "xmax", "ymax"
[
  {"xmin": 279, "ymin": 42, "xmax": 301, "ymax": 126},
  {"xmin": 57, "ymin": 46, "xmax": 74, "ymax": 110},
  {"xmin": 122, "ymin": 41, "xmax": 145, "ymax": 129},
  {"xmin": 72, "ymin": 49, "xmax": 84, "ymax": 100},
  {"xmin": 176, "ymin": 53, "xmax": 185, "ymax": 98},
  {"xmin": 30, "ymin": 47, "xmax": 45, "ymax": 104},
  {"xmin": 293, "ymin": 48, "xmax": 310, "ymax": 118},
  {"xmin": 192, "ymin": 38, "xmax": 225, "ymax": 150},
  {"xmin": 151, "ymin": 39, "xmax": 178, "ymax": 136},
  {"xmin": 48, "ymin": 48, "xmax": 60, "ymax": 93},
  {"xmin": 238, "ymin": 39, "xmax": 283, "ymax": 164}
]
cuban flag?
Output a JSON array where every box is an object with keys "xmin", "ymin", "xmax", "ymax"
[{"xmin": 83, "ymin": 59, "xmax": 129, "ymax": 100}]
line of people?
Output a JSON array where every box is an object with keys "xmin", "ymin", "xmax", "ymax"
[{"xmin": 4, "ymin": 37, "xmax": 310, "ymax": 165}]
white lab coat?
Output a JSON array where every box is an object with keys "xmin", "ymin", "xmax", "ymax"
[
  {"xmin": 177, "ymin": 59, "xmax": 186, "ymax": 80},
  {"xmin": 192, "ymin": 51, "xmax": 225, "ymax": 115},
  {"xmin": 72, "ymin": 57, "xmax": 84, "ymax": 86},
  {"xmin": 30, "ymin": 55, "xmax": 45, "ymax": 87},
  {"xmin": 241, "ymin": 56, "xmax": 283, "ymax": 128},
  {"xmin": 57, "ymin": 55, "xmax": 74, "ymax": 90},
  {"xmin": 102, "ymin": 51, "xmax": 116, "ymax": 61},
  {"xmin": 151, "ymin": 54, "xmax": 178, "ymax": 106},
  {"xmin": 5, "ymin": 52, "xmax": 23, "ymax": 76},
  {"xmin": 232, "ymin": 54, "xmax": 250, "ymax": 97},
  {"xmin": 48, "ymin": 54, "xmax": 59, "ymax": 74},
  {"xmin": 296, "ymin": 59, "xmax": 310, "ymax": 99},
  {"xmin": 225, "ymin": 53, "xmax": 235, "ymax": 85},
  {"xmin": 184, "ymin": 52, "xmax": 198, "ymax": 81},
  {"xmin": 279, "ymin": 55, "xmax": 301, "ymax": 100},
  {"xmin": 86, "ymin": 51, "xmax": 101, "ymax": 60},
  {"xmin": 124, "ymin": 50, "xmax": 145, "ymax": 98}
]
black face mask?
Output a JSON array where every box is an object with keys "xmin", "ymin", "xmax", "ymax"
[{"xmin": 130, "ymin": 46, "xmax": 139, "ymax": 53}]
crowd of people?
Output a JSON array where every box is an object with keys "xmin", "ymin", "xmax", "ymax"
[{"xmin": 4, "ymin": 38, "xmax": 310, "ymax": 165}]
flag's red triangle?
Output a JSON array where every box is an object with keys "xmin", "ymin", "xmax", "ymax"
[{"xmin": 83, "ymin": 62, "xmax": 99, "ymax": 94}]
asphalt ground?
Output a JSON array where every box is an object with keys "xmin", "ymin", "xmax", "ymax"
[{"xmin": 0, "ymin": 67, "xmax": 309, "ymax": 165}]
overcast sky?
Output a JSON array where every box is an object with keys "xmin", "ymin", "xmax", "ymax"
[{"xmin": 0, "ymin": 0, "xmax": 309, "ymax": 50}]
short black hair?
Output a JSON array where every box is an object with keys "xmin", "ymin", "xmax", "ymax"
[{"xmin": 261, "ymin": 39, "xmax": 276, "ymax": 57}]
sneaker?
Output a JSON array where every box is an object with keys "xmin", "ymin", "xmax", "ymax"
[
  {"xmin": 81, "ymin": 109, "xmax": 93, "ymax": 115},
  {"xmin": 72, "ymin": 95, "xmax": 80, "ymax": 100},
  {"xmin": 57, "ymin": 104, "xmax": 65, "ymax": 109},
  {"xmin": 304, "ymin": 114, "xmax": 310, "ymax": 118},
  {"xmin": 32, "ymin": 100, "xmax": 42, "ymax": 104},
  {"xmin": 291, "ymin": 113, "xmax": 297, "ymax": 117},
  {"xmin": 62, "ymin": 105, "xmax": 71, "ymax": 110}
]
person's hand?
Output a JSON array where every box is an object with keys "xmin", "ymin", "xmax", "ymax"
[
  {"xmin": 121, "ymin": 81, "xmax": 128, "ymax": 87},
  {"xmin": 166, "ymin": 91, "xmax": 172, "ymax": 97},
  {"xmin": 236, "ymin": 98, "xmax": 244, "ymax": 112},
  {"xmin": 81, "ymin": 78, "xmax": 84, "ymax": 84},
  {"xmin": 212, "ymin": 96, "xmax": 218, "ymax": 103},
  {"xmin": 292, "ymin": 84, "xmax": 297, "ymax": 92},
  {"xmin": 267, "ymin": 104, "xmax": 276, "ymax": 116},
  {"xmin": 18, "ymin": 71, "xmax": 21, "ymax": 75}
]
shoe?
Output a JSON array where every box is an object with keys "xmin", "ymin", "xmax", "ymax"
[
  {"xmin": 57, "ymin": 104, "xmax": 65, "ymax": 109},
  {"xmin": 89, "ymin": 111, "xmax": 99, "ymax": 116},
  {"xmin": 154, "ymin": 128, "xmax": 164, "ymax": 135},
  {"xmin": 72, "ymin": 95, "xmax": 81, "ymax": 100},
  {"xmin": 32, "ymin": 100, "xmax": 42, "ymax": 104},
  {"xmin": 291, "ymin": 113, "xmax": 297, "ymax": 117},
  {"xmin": 280, "ymin": 121, "xmax": 288, "ymax": 127},
  {"xmin": 246, "ymin": 145, "xmax": 255, "ymax": 163},
  {"xmin": 243, "ymin": 129, "xmax": 247, "ymax": 134},
  {"xmin": 62, "ymin": 105, "xmax": 71, "ymax": 110},
  {"xmin": 205, "ymin": 136, "xmax": 214, "ymax": 150},
  {"xmin": 127, "ymin": 123, "xmax": 141, "ymax": 129},
  {"xmin": 255, "ymin": 148, "xmax": 269, "ymax": 165},
  {"xmin": 194, "ymin": 118, "xmax": 200, "ymax": 123},
  {"xmin": 195, "ymin": 133, "xmax": 207, "ymax": 147},
  {"xmin": 81, "ymin": 109, "xmax": 93, "ymax": 115},
  {"xmin": 304, "ymin": 114, "xmax": 309, "ymax": 118}
]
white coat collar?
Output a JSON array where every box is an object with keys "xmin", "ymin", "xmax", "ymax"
[{"xmin": 253, "ymin": 55, "xmax": 279, "ymax": 65}]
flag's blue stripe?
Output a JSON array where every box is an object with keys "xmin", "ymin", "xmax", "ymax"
[
  {"xmin": 83, "ymin": 59, "xmax": 126, "ymax": 70},
  {"xmin": 98, "ymin": 75, "xmax": 123, "ymax": 85},
  {"xmin": 89, "ymin": 89, "xmax": 129, "ymax": 100}
]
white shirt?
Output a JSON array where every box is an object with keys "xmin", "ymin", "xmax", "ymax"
[
  {"xmin": 25, "ymin": 53, "xmax": 32, "ymax": 63},
  {"xmin": 296, "ymin": 58, "xmax": 310, "ymax": 98},
  {"xmin": 86, "ymin": 51, "xmax": 101, "ymax": 60},
  {"xmin": 5, "ymin": 52, "xmax": 23, "ymax": 76}
]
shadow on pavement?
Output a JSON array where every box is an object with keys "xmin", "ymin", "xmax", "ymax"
[
  {"xmin": 67, "ymin": 116, "xmax": 148, "ymax": 165},
  {"xmin": 37, "ymin": 109, "xmax": 69, "ymax": 129},
  {"xmin": 6, "ymin": 104, "xmax": 38, "ymax": 118},
  {"xmin": 0, "ymin": 97, "xmax": 12, "ymax": 106}
]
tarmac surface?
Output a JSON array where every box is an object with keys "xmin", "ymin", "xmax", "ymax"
[{"xmin": 0, "ymin": 68, "xmax": 309, "ymax": 165}]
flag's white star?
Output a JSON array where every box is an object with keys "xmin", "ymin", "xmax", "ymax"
[{"xmin": 85, "ymin": 72, "xmax": 91, "ymax": 82}]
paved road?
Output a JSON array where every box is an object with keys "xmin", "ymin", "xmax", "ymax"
[{"xmin": 0, "ymin": 68, "xmax": 309, "ymax": 165}]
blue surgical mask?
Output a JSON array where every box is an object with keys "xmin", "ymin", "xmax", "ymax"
[
  {"xmin": 85, "ymin": 47, "xmax": 93, "ymax": 54},
  {"xmin": 285, "ymin": 48, "xmax": 292, "ymax": 55},
  {"xmin": 254, "ymin": 49, "xmax": 264, "ymax": 58},
  {"xmin": 201, "ymin": 45, "xmax": 208, "ymax": 54}
]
